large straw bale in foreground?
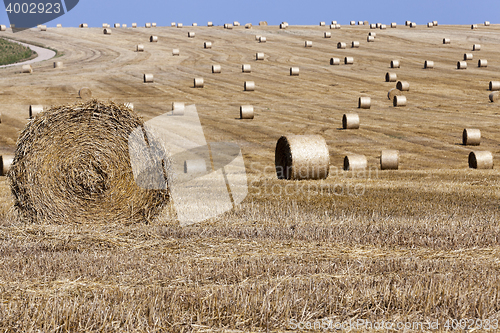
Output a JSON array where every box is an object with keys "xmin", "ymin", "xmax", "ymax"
[{"xmin": 8, "ymin": 100, "xmax": 170, "ymax": 224}]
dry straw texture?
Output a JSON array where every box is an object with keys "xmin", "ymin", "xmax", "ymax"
[
  {"xmin": 177, "ymin": 23, "xmax": 183, "ymax": 28},
  {"xmin": 490, "ymin": 81, "xmax": 500, "ymax": 91},
  {"xmin": 337, "ymin": 42, "xmax": 346, "ymax": 49},
  {"xmin": 242, "ymin": 64, "xmax": 251, "ymax": 73},
  {"xmin": 150, "ymin": 36, "xmax": 158, "ymax": 43},
  {"xmin": 207, "ymin": 22, "xmax": 213, "ymax": 27},
  {"xmin": 380, "ymin": 150, "xmax": 399, "ymax": 170},
  {"xmin": 471, "ymin": 24, "xmax": 478, "ymax": 29},
  {"xmin": 53, "ymin": 61, "xmax": 63, "ymax": 68},
  {"xmin": 192, "ymin": 23, "xmax": 198, "ymax": 27},
  {"xmin": 391, "ymin": 22, "xmax": 397, "ymax": 28},
  {"xmin": 344, "ymin": 57, "xmax": 354, "ymax": 65},
  {"xmin": 245, "ymin": 23, "xmax": 252, "ymax": 29},
  {"xmin": 391, "ymin": 60, "xmax": 400, "ymax": 68},
  {"xmin": 319, "ymin": 21, "xmax": 325, "ymax": 26},
  {"xmin": 114, "ymin": 23, "xmax": 120, "ymax": 28},
  {"xmin": 78, "ymin": 87, "xmax": 92, "ymax": 99},
  {"xmin": 244, "ymin": 81, "xmax": 255, "ymax": 91},
  {"xmin": 289, "ymin": 67, "xmax": 299, "ymax": 76},
  {"xmin": 393, "ymin": 95, "xmax": 407, "ymax": 107},
  {"xmin": 473, "ymin": 44, "xmax": 481, "ymax": 51},
  {"xmin": 21, "ymin": 65, "xmax": 32, "ymax": 73},
  {"xmin": 172, "ymin": 49, "xmax": 179, "ymax": 56},
  {"xmin": 240, "ymin": 105, "xmax": 254, "ymax": 119},
  {"xmin": 0, "ymin": 25, "xmax": 6, "ymax": 31},
  {"xmin": 397, "ymin": 81, "xmax": 410, "ymax": 91},
  {"xmin": 256, "ymin": 52, "xmax": 264, "ymax": 60},
  {"xmin": 410, "ymin": 22, "xmax": 417, "ymax": 28},
  {"xmin": 485, "ymin": 21, "xmax": 490, "ymax": 26},
  {"xmin": 193, "ymin": 78, "xmax": 204, "ymax": 88},
  {"xmin": 143, "ymin": 74, "xmax": 154, "ymax": 83},
  {"xmin": 8, "ymin": 100, "xmax": 169, "ymax": 224},
  {"xmin": 103, "ymin": 28, "xmax": 111, "ymax": 35},
  {"xmin": 490, "ymin": 92, "xmax": 499, "ymax": 102},
  {"xmin": 172, "ymin": 102, "xmax": 184, "ymax": 115},
  {"xmin": 468, "ymin": 151, "xmax": 493, "ymax": 169},
  {"xmin": 132, "ymin": 23, "xmax": 137, "ymax": 28},
  {"xmin": 463, "ymin": 129, "xmax": 481, "ymax": 146},
  {"xmin": 183, "ymin": 159, "xmax": 206, "ymax": 174},
  {"xmin": 443, "ymin": 38, "xmax": 451, "ymax": 44},
  {"xmin": 457, "ymin": 61, "xmax": 467, "ymax": 69},
  {"xmin": 275, "ymin": 135, "xmax": 329, "ymax": 180},
  {"xmin": 427, "ymin": 22, "xmax": 434, "ymax": 28},
  {"xmin": 330, "ymin": 58, "xmax": 340, "ymax": 65},
  {"xmin": 478, "ymin": 59, "xmax": 488, "ymax": 67},
  {"xmin": 351, "ymin": 41, "xmax": 360, "ymax": 48},
  {"xmin": 358, "ymin": 97, "xmax": 371, "ymax": 109},
  {"xmin": 388, "ymin": 88, "xmax": 402, "ymax": 100},
  {"xmin": 145, "ymin": 23, "xmax": 151, "ymax": 28},
  {"xmin": 342, "ymin": 113, "xmax": 359, "ymax": 129},
  {"xmin": 259, "ymin": 36, "xmax": 266, "ymax": 43},
  {"xmin": 464, "ymin": 53, "xmax": 473, "ymax": 60},
  {"xmin": 343, "ymin": 155, "xmax": 367, "ymax": 171},
  {"xmin": 424, "ymin": 60, "xmax": 434, "ymax": 69},
  {"xmin": 367, "ymin": 36, "xmax": 375, "ymax": 42},
  {"xmin": 369, "ymin": 32, "xmax": 376, "ymax": 37},
  {"xmin": 212, "ymin": 65, "xmax": 221, "ymax": 73},
  {"xmin": 204, "ymin": 42, "xmax": 212, "ymax": 49},
  {"xmin": 324, "ymin": 32, "xmax": 331, "ymax": 38},
  {"xmin": 305, "ymin": 41, "xmax": 312, "ymax": 47},
  {"xmin": 136, "ymin": 44, "xmax": 144, "ymax": 52},
  {"xmin": 0, "ymin": 155, "xmax": 14, "ymax": 176},
  {"xmin": 386, "ymin": 72, "xmax": 397, "ymax": 82},
  {"xmin": 188, "ymin": 32, "xmax": 195, "ymax": 38}
]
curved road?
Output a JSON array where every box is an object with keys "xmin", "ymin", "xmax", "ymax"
[{"xmin": 0, "ymin": 38, "xmax": 56, "ymax": 68}]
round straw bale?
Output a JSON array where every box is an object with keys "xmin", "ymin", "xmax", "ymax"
[
  {"xmin": 244, "ymin": 81, "xmax": 255, "ymax": 91},
  {"xmin": 255, "ymin": 35, "xmax": 261, "ymax": 41},
  {"xmin": 396, "ymin": 81, "xmax": 410, "ymax": 91},
  {"xmin": 380, "ymin": 24, "xmax": 387, "ymax": 29},
  {"xmin": 256, "ymin": 52, "xmax": 264, "ymax": 60},
  {"xmin": 358, "ymin": 97, "xmax": 371, "ymax": 109},
  {"xmin": 457, "ymin": 61, "xmax": 467, "ymax": 69},
  {"xmin": 177, "ymin": 23, "xmax": 183, "ymax": 28},
  {"xmin": 376, "ymin": 23, "xmax": 381, "ymax": 28},
  {"xmin": 443, "ymin": 38, "xmax": 451, "ymax": 44},
  {"xmin": 79, "ymin": 87, "xmax": 92, "ymax": 99},
  {"xmin": 0, "ymin": 155, "xmax": 13, "ymax": 176},
  {"xmin": 0, "ymin": 25, "xmax": 6, "ymax": 31},
  {"xmin": 490, "ymin": 81, "xmax": 500, "ymax": 91},
  {"xmin": 380, "ymin": 150, "xmax": 399, "ymax": 170},
  {"xmin": 433, "ymin": 21, "xmax": 438, "ymax": 26},
  {"xmin": 427, "ymin": 22, "xmax": 433, "ymax": 27},
  {"xmin": 388, "ymin": 88, "xmax": 402, "ymax": 100},
  {"xmin": 171, "ymin": 22, "xmax": 176, "ymax": 27},
  {"xmin": 410, "ymin": 22, "xmax": 417, "ymax": 28},
  {"xmin": 280, "ymin": 23, "xmax": 287, "ymax": 29},
  {"xmin": 463, "ymin": 128, "xmax": 481, "ymax": 146},
  {"xmin": 9, "ymin": 100, "xmax": 170, "ymax": 224},
  {"xmin": 259, "ymin": 21, "xmax": 268, "ymax": 26},
  {"xmin": 489, "ymin": 92, "xmax": 499, "ymax": 102},
  {"xmin": 233, "ymin": 21, "xmax": 240, "ymax": 26},
  {"xmin": 240, "ymin": 105, "xmax": 254, "ymax": 119},
  {"xmin": 484, "ymin": 21, "xmax": 490, "ymax": 26},
  {"xmin": 478, "ymin": 59, "xmax": 488, "ymax": 67},
  {"xmin": 188, "ymin": 32, "xmax": 195, "ymax": 38},
  {"xmin": 393, "ymin": 95, "xmax": 407, "ymax": 107},
  {"xmin": 132, "ymin": 23, "xmax": 137, "ymax": 28},
  {"xmin": 391, "ymin": 60, "xmax": 400, "ymax": 68},
  {"xmin": 21, "ymin": 65, "xmax": 32, "ymax": 73},
  {"xmin": 143, "ymin": 74, "xmax": 154, "ymax": 83},
  {"xmin": 370, "ymin": 23, "xmax": 376, "ymax": 29},
  {"xmin": 331, "ymin": 21, "xmax": 337, "ymax": 24},
  {"xmin": 469, "ymin": 151, "xmax": 493, "ymax": 169},
  {"xmin": 172, "ymin": 49, "xmax": 180, "ymax": 56},
  {"xmin": 245, "ymin": 23, "xmax": 252, "ymax": 29},
  {"xmin": 259, "ymin": 36, "xmax": 266, "ymax": 43},
  {"xmin": 386, "ymin": 72, "xmax": 397, "ymax": 82},
  {"xmin": 103, "ymin": 28, "xmax": 112, "ymax": 35},
  {"xmin": 335, "ymin": 24, "xmax": 341, "ymax": 29},
  {"xmin": 204, "ymin": 41, "xmax": 212, "ymax": 49},
  {"xmin": 226, "ymin": 24, "xmax": 233, "ymax": 29},
  {"xmin": 136, "ymin": 44, "xmax": 144, "ymax": 52},
  {"xmin": 343, "ymin": 155, "xmax": 367, "ymax": 171},
  {"xmin": 151, "ymin": 23, "xmax": 157, "ymax": 27},
  {"xmin": 473, "ymin": 44, "xmax": 481, "ymax": 51},
  {"xmin": 405, "ymin": 21, "xmax": 411, "ymax": 26},
  {"xmin": 358, "ymin": 21, "xmax": 364, "ymax": 25},
  {"xmin": 471, "ymin": 24, "xmax": 478, "ymax": 29},
  {"xmin": 29, "ymin": 105, "xmax": 43, "ymax": 118},
  {"xmin": 342, "ymin": 113, "xmax": 360, "ymax": 129},
  {"xmin": 344, "ymin": 57, "xmax": 354, "ymax": 65},
  {"xmin": 351, "ymin": 41, "xmax": 360, "ymax": 48},
  {"xmin": 305, "ymin": 41, "xmax": 312, "ymax": 47},
  {"xmin": 145, "ymin": 23, "xmax": 151, "ymax": 28},
  {"xmin": 172, "ymin": 102, "xmax": 185, "ymax": 115},
  {"xmin": 40, "ymin": 25, "xmax": 47, "ymax": 31},
  {"xmin": 79, "ymin": 23, "xmax": 88, "ymax": 28},
  {"xmin": 330, "ymin": 58, "xmax": 340, "ymax": 65},
  {"xmin": 290, "ymin": 67, "xmax": 299, "ymax": 76},
  {"xmin": 320, "ymin": 21, "xmax": 325, "ymax": 26},
  {"xmin": 194, "ymin": 78, "xmax": 204, "ymax": 88},
  {"xmin": 275, "ymin": 135, "xmax": 329, "ymax": 180},
  {"xmin": 56, "ymin": 24, "xmax": 62, "ymax": 28},
  {"xmin": 242, "ymin": 64, "xmax": 251, "ymax": 72},
  {"xmin": 363, "ymin": 21, "xmax": 369, "ymax": 25},
  {"xmin": 102, "ymin": 23, "xmax": 109, "ymax": 28},
  {"xmin": 114, "ymin": 23, "xmax": 120, "ymax": 28},
  {"xmin": 208, "ymin": 22, "xmax": 213, "ymax": 27},
  {"xmin": 192, "ymin": 23, "xmax": 198, "ymax": 26},
  {"xmin": 150, "ymin": 35, "xmax": 158, "ymax": 42},
  {"xmin": 54, "ymin": 61, "xmax": 63, "ymax": 69},
  {"xmin": 424, "ymin": 60, "xmax": 434, "ymax": 69},
  {"xmin": 324, "ymin": 32, "xmax": 331, "ymax": 38},
  {"xmin": 329, "ymin": 24, "xmax": 335, "ymax": 29},
  {"xmin": 350, "ymin": 21, "xmax": 356, "ymax": 25},
  {"xmin": 391, "ymin": 22, "xmax": 397, "ymax": 28},
  {"xmin": 464, "ymin": 53, "xmax": 473, "ymax": 60},
  {"xmin": 212, "ymin": 64, "xmax": 221, "ymax": 73},
  {"xmin": 184, "ymin": 159, "xmax": 206, "ymax": 174},
  {"xmin": 337, "ymin": 42, "xmax": 347, "ymax": 49},
  {"xmin": 367, "ymin": 36, "xmax": 375, "ymax": 42},
  {"xmin": 369, "ymin": 32, "xmax": 376, "ymax": 37}
]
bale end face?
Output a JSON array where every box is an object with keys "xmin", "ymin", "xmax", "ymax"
[
  {"xmin": 396, "ymin": 81, "xmax": 409, "ymax": 91},
  {"xmin": 393, "ymin": 95, "xmax": 407, "ymax": 107},
  {"xmin": 489, "ymin": 92, "xmax": 499, "ymax": 102},
  {"xmin": 385, "ymin": 72, "xmax": 397, "ymax": 82},
  {"xmin": 380, "ymin": 150, "xmax": 399, "ymax": 170},
  {"xmin": 343, "ymin": 155, "xmax": 367, "ymax": 171},
  {"xmin": 342, "ymin": 113, "xmax": 360, "ymax": 129},
  {"xmin": 469, "ymin": 151, "xmax": 493, "ymax": 169},
  {"xmin": 78, "ymin": 88, "xmax": 92, "ymax": 99}
]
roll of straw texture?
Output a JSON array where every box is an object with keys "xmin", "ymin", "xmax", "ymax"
[
  {"xmin": 79, "ymin": 23, "xmax": 88, "ymax": 28},
  {"xmin": 22, "ymin": 65, "xmax": 32, "ymax": 73},
  {"xmin": 331, "ymin": 21, "xmax": 337, "ymax": 24},
  {"xmin": 194, "ymin": 78, "xmax": 204, "ymax": 88},
  {"xmin": 208, "ymin": 22, "xmax": 213, "ymax": 27},
  {"xmin": 490, "ymin": 81, "xmax": 500, "ymax": 91},
  {"xmin": 233, "ymin": 21, "xmax": 240, "ymax": 26},
  {"xmin": 259, "ymin": 36, "xmax": 266, "ymax": 43},
  {"xmin": 393, "ymin": 95, "xmax": 407, "ymax": 106},
  {"xmin": 192, "ymin": 23, "xmax": 198, "ymax": 26},
  {"xmin": 485, "ymin": 21, "xmax": 490, "ymax": 26},
  {"xmin": 350, "ymin": 21, "xmax": 356, "ymax": 25},
  {"xmin": 290, "ymin": 67, "xmax": 299, "ymax": 76},
  {"xmin": 410, "ymin": 22, "xmax": 417, "ymax": 28},
  {"xmin": 489, "ymin": 92, "xmax": 499, "ymax": 102},
  {"xmin": 305, "ymin": 41, "xmax": 312, "ymax": 47},
  {"xmin": 405, "ymin": 21, "xmax": 411, "ymax": 26},
  {"xmin": 0, "ymin": 155, "xmax": 14, "ymax": 176},
  {"xmin": 143, "ymin": 74, "xmax": 154, "ymax": 83},
  {"xmin": 103, "ymin": 28, "xmax": 111, "ymax": 35},
  {"xmin": 427, "ymin": 22, "xmax": 433, "ymax": 27},
  {"xmin": 177, "ymin": 23, "xmax": 183, "ymax": 28},
  {"xmin": 79, "ymin": 88, "xmax": 92, "ymax": 99},
  {"xmin": 8, "ymin": 100, "xmax": 170, "ymax": 224},
  {"xmin": 397, "ymin": 81, "xmax": 409, "ymax": 91},
  {"xmin": 0, "ymin": 25, "xmax": 6, "ymax": 31},
  {"xmin": 344, "ymin": 57, "xmax": 354, "ymax": 65},
  {"xmin": 386, "ymin": 72, "xmax": 397, "ymax": 82},
  {"xmin": 388, "ymin": 88, "xmax": 402, "ymax": 100},
  {"xmin": 380, "ymin": 24, "xmax": 387, "ymax": 29},
  {"xmin": 245, "ymin": 23, "xmax": 252, "ymax": 29},
  {"xmin": 443, "ymin": 38, "xmax": 451, "ymax": 44},
  {"xmin": 330, "ymin": 58, "xmax": 340, "ymax": 65},
  {"xmin": 380, "ymin": 150, "xmax": 399, "ymax": 170},
  {"xmin": 56, "ymin": 24, "xmax": 62, "ymax": 27},
  {"xmin": 40, "ymin": 25, "xmax": 47, "ymax": 31},
  {"xmin": 391, "ymin": 60, "xmax": 400, "ymax": 68},
  {"xmin": 280, "ymin": 23, "xmax": 286, "ymax": 29},
  {"xmin": 424, "ymin": 60, "xmax": 434, "ymax": 69},
  {"xmin": 320, "ymin": 22, "xmax": 325, "ymax": 26},
  {"xmin": 324, "ymin": 32, "xmax": 331, "ymax": 38},
  {"xmin": 132, "ymin": 23, "xmax": 137, "ymax": 28},
  {"xmin": 457, "ymin": 61, "xmax": 467, "ymax": 69},
  {"xmin": 172, "ymin": 102, "xmax": 185, "ymax": 115},
  {"xmin": 275, "ymin": 135, "xmax": 329, "ymax": 180},
  {"xmin": 471, "ymin": 24, "xmax": 478, "ymax": 29},
  {"xmin": 433, "ymin": 21, "xmax": 438, "ymax": 26},
  {"xmin": 343, "ymin": 155, "xmax": 367, "ymax": 171},
  {"xmin": 184, "ymin": 159, "xmax": 206, "ymax": 174},
  {"xmin": 29, "ymin": 105, "xmax": 43, "ymax": 118},
  {"xmin": 391, "ymin": 22, "xmax": 397, "ymax": 28},
  {"xmin": 152, "ymin": 23, "xmax": 156, "ymax": 27},
  {"xmin": 463, "ymin": 129, "xmax": 481, "ymax": 146},
  {"xmin": 122, "ymin": 24, "xmax": 127, "ymax": 28},
  {"xmin": 188, "ymin": 32, "xmax": 195, "ymax": 38},
  {"xmin": 124, "ymin": 103, "xmax": 134, "ymax": 110},
  {"xmin": 358, "ymin": 97, "xmax": 371, "ymax": 109},
  {"xmin": 464, "ymin": 53, "xmax": 473, "ymax": 60},
  {"xmin": 172, "ymin": 49, "xmax": 180, "ymax": 56},
  {"xmin": 242, "ymin": 64, "xmax": 251, "ymax": 72},
  {"xmin": 212, "ymin": 65, "xmax": 221, "ymax": 73},
  {"xmin": 337, "ymin": 42, "xmax": 346, "ymax": 49},
  {"xmin": 150, "ymin": 36, "xmax": 158, "ymax": 42},
  {"xmin": 342, "ymin": 113, "xmax": 359, "ymax": 129},
  {"xmin": 358, "ymin": 21, "xmax": 364, "ymax": 25},
  {"xmin": 171, "ymin": 22, "xmax": 176, "ymax": 27},
  {"xmin": 369, "ymin": 32, "xmax": 376, "ymax": 37},
  {"xmin": 473, "ymin": 44, "xmax": 481, "ymax": 51},
  {"xmin": 478, "ymin": 59, "xmax": 488, "ymax": 67},
  {"xmin": 240, "ymin": 105, "xmax": 254, "ymax": 119},
  {"xmin": 114, "ymin": 23, "xmax": 120, "ymax": 28},
  {"xmin": 255, "ymin": 35, "xmax": 261, "ymax": 41},
  {"xmin": 469, "ymin": 151, "xmax": 493, "ymax": 169},
  {"xmin": 244, "ymin": 81, "xmax": 255, "ymax": 91},
  {"xmin": 136, "ymin": 44, "xmax": 144, "ymax": 52},
  {"xmin": 367, "ymin": 36, "xmax": 374, "ymax": 42},
  {"xmin": 370, "ymin": 23, "xmax": 376, "ymax": 29},
  {"xmin": 54, "ymin": 61, "xmax": 63, "ymax": 69},
  {"xmin": 145, "ymin": 23, "xmax": 151, "ymax": 28},
  {"xmin": 102, "ymin": 23, "xmax": 109, "ymax": 28},
  {"xmin": 352, "ymin": 41, "xmax": 360, "ymax": 48},
  {"xmin": 256, "ymin": 52, "xmax": 264, "ymax": 60}
]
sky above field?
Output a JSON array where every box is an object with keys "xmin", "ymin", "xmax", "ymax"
[{"xmin": 0, "ymin": 0, "xmax": 498, "ymax": 28}]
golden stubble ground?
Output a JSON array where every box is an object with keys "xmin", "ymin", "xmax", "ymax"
[{"xmin": 0, "ymin": 23, "xmax": 499, "ymax": 331}]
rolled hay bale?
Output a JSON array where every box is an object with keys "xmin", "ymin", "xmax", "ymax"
[
  {"xmin": 363, "ymin": 20, "xmax": 369, "ymax": 25},
  {"xmin": 342, "ymin": 113, "xmax": 360, "ymax": 129},
  {"xmin": 184, "ymin": 159, "xmax": 207, "ymax": 174},
  {"xmin": 78, "ymin": 87, "xmax": 92, "ymax": 99},
  {"xmin": 320, "ymin": 21, "xmax": 326, "ymax": 26},
  {"xmin": 136, "ymin": 44, "xmax": 144, "ymax": 52},
  {"xmin": 0, "ymin": 25, "xmax": 6, "ymax": 31},
  {"xmin": 463, "ymin": 128, "xmax": 481, "ymax": 146},
  {"xmin": 469, "ymin": 151, "xmax": 493, "ymax": 169},
  {"xmin": 244, "ymin": 81, "xmax": 255, "ymax": 91},
  {"xmin": 212, "ymin": 64, "xmax": 221, "ymax": 73},
  {"xmin": 490, "ymin": 81, "xmax": 500, "ymax": 91},
  {"xmin": 343, "ymin": 155, "xmax": 367, "ymax": 171},
  {"xmin": 478, "ymin": 59, "xmax": 488, "ymax": 67},
  {"xmin": 275, "ymin": 135, "xmax": 329, "ymax": 180},
  {"xmin": 367, "ymin": 36, "xmax": 375, "ymax": 42},
  {"xmin": 204, "ymin": 41, "xmax": 212, "ymax": 49},
  {"xmin": 171, "ymin": 22, "xmax": 176, "ymax": 27},
  {"xmin": 188, "ymin": 32, "xmax": 195, "ymax": 38},
  {"xmin": 233, "ymin": 21, "xmax": 240, "ymax": 26},
  {"xmin": 132, "ymin": 23, "xmax": 137, "ymax": 28},
  {"xmin": 79, "ymin": 23, "xmax": 88, "ymax": 28},
  {"xmin": 485, "ymin": 21, "xmax": 490, "ymax": 26},
  {"xmin": 380, "ymin": 24, "xmax": 387, "ymax": 29},
  {"xmin": 358, "ymin": 21, "xmax": 364, "ymax": 25},
  {"xmin": 473, "ymin": 44, "xmax": 481, "ymax": 51},
  {"xmin": 56, "ymin": 24, "xmax": 62, "ymax": 28},
  {"xmin": 380, "ymin": 150, "xmax": 399, "ymax": 170},
  {"xmin": 330, "ymin": 58, "xmax": 340, "ymax": 65},
  {"xmin": 471, "ymin": 24, "xmax": 478, "ymax": 29},
  {"xmin": 405, "ymin": 20, "xmax": 411, "ymax": 26},
  {"xmin": 193, "ymin": 78, "xmax": 204, "ymax": 88},
  {"xmin": 388, "ymin": 88, "xmax": 402, "ymax": 100},
  {"xmin": 245, "ymin": 23, "xmax": 252, "ymax": 29},
  {"xmin": 336, "ymin": 24, "xmax": 342, "ymax": 29},
  {"xmin": 102, "ymin": 23, "xmax": 109, "ymax": 28},
  {"xmin": 29, "ymin": 105, "xmax": 43, "ymax": 118},
  {"xmin": 410, "ymin": 22, "xmax": 417, "ymax": 28},
  {"xmin": 177, "ymin": 23, "xmax": 183, "ymax": 28},
  {"xmin": 259, "ymin": 36, "xmax": 266, "ymax": 43},
  {"xmin": 433, "ymin": 20, "xmax": 438, "ymax": 26},
  {"xmin": 324, "ymin": 32, "xmax": 331, "ymax": 38},
  {"xmin": 464, "ymin": 53, "xmax": 473, "ymax": 60},
  {"xmin": 376, "ymin": 23, "xmax": 381, "ymax": 28},
  {"xmin": 242, "ymin": 64, "xmax": 251, "ymax": 72},
  {"xmin": 370, "ymin": 23, "xmax": 376, "ymax": 29},
  {"xmin": 192, "ymin": 23, "xmax": 198, "ymax": 26},
  {"xmin": 396, "ymin": 80, "xmax": 410, "ymax": 91},
  {"xmin": 424, "ymin": 60, "xmax": 434, "ymax": 69},
  {"xmin": 256, "ymin": 52, "xmax": 264, "ymax": 60},
  {"xmin": 350, "ymin": 21, "xmax": 356, "ymax": 25},
  {"xmin": 290, "ymin": 67, "xmax": 299, "ymax": 76},
  {"xmin": 489, "ymin": 92, "xmax": 499, "ymax": 102},
  {"xmin": 330, "ymin": 24, "xmax": 335, "ymax": 29},
  {"xmin": 123, "ymin": 24, "xmax": 128, "ymax": 28},
  {"xmin": 352, "ymin": 41, "xmax": 360, "ymax": 48},
  {"xmin": 255, "ymin": 35, "xmax": 261, "ymax": 41},
  {"xmin": 358, "ymin": 97, "xmax": 371, "ymax": 109},
  {"xmin": 54, "ymin": 61, "xmax": 63, "ymax": 69},
  {"xmin": 443, "ymin": 38, "xmax": 451, "ymax": 44},
  {"xmin": 457, "ymin": 61, "xmax": 467, "ymax": 69},
  {"xmin": 305, "ymin": 41, "xmax": 313, "ymax": 47},
  {"xmin": 391, "ymin": 22, "xmax": 397, "ymax": 28},
  {"xmin": 145, "ymin": 23, "xmax": 151, "ymax": 28},
  {"xmin": 279, "ymin": 23, "xmax": 287, "ymax": 29},
  {"xmin": 240, "ymin": 105, "xmax": 254, "ymax": 119},
  {"xmin": 393, "ymin": 95, "xmax": 407, "ymax": 107},
  {"xmin": 143, "ymin": 74, "xmax": 154, "ymax": 83},
  {"xmin": 331, "ymin": 20, "xmax": 337, "ymax": 24},
  {"xmin": 40, "ymin": 25, "xmax": 47, "ymax": 31},
  {"xmin": 150, "ymin": 35, "xmax": 158, "ymax": 42},
  {"xmin": 172, "ymin": 49, "xmax": 180, "ymax": 56},
  {"xmin": 21, "ymin": 65, "xmax": 32, "ymax": 73},
  {"xmin": 369, "ymin": 32, "xmax": 376, "ymax": 37},
  {"xmin": 391, "ymin": 60, "xmax": 400, "ymax": 68},
  {"xmin": 114, "ymin": 23, "xmax": 120, "ymax": 28},
  {"xmin": 9, "ymin": 100, "xmax": 170, "ymax": 224},
  {"xmin": 386, "ymin": 72, "xmax": 397, "ymax": 82},
  {"xmin": 337, "ymin": 42, "xmax": 347, "ymax": 49},
  {"xmin": 225, "ymin": 24, "xmax": 233, "ymax": 29},
  {"xmin": 103, "ymin": 28, "xmax": 112, "ymax": 35},
  {"xmin": 427, "ymin": 22, "xmax": 434, "ymax": 27},
  {"xmin": 152, "ymin": 23, "xmax": 157, "ymax": 27},
  {"xmin": 259, "ymin": 21, "xmax": 268, "ymax": 26},
  {"xmin": 0, "ymin": 155, "xmax": 14, "ymax": 176},
  {"xmin": 344, "ymin": 57, "xmax": 354, "ymax": 65},
  {"xmin": 172, "ymin": 102, "xmax": 185, "ymax": 115},
  {"xmin": 208, "ymin": 22, "xmax": 213, "ymax": 27}
]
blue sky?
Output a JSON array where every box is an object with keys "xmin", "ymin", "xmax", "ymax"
[{"xmin": 0, "ymin": 0, "xmax": 498, "ymax": 28}]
